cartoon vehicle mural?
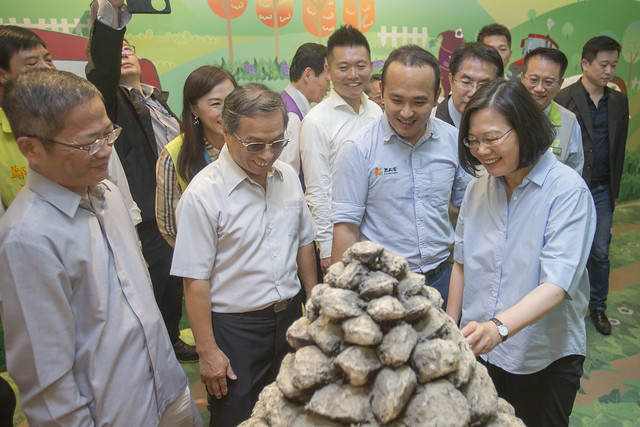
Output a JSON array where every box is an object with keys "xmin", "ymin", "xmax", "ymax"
[
  {"xmin": 31, "ymin": 29, "xmax": 162, "ymax": 88},
  {"xmin": 508, "ymin": 33, "xmax": 559, "ymax": 79}
]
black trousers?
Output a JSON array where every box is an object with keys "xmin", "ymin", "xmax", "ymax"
[
  {"xmin": 208, "ymin": 290, "xmax": 304, "ymax": 427},
  {"xmin": 0, "ymin": 376, "xmax": 16, "ymax": 426},
  {"xmin": 139, "ymin": 221, "xmax": 182, "ymax": 343},
  {"xmin": 480, "ymin": 354, "xmax": 585, "ymax": 427}
]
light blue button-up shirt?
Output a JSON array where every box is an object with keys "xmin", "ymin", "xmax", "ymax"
[
  {"xmin": 0, "ymin": 169, "xmax": 187, "ymax": 425},
  {"xmin": 333, "ymin": 115, "xmax": 470, "ymax": 272},
  {"xmin": 455, "ymin": 150, "xmax": 596, "ymax": 374}
]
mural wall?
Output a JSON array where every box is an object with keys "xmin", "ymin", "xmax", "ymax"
[{"xmin": 2, "ymin": 0, "xmax": 639, "ymax": 200}]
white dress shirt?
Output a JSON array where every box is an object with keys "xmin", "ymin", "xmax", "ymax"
[
  {"xmin": 171, "ymin": 146, "xmax": 315, "ymax": 313},
  {"xmin": 299, "ymin": 89, "xmax": 382, "ymax": 259}
]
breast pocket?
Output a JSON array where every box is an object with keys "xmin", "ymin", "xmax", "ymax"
[{"xmin": 283, "ymin": 199, "xmax": 304, "ymax": 237}]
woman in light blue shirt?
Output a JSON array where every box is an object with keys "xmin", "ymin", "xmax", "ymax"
[{"xmin": 447, "ymin": 78, "xmax": 596, "ymax": 427}]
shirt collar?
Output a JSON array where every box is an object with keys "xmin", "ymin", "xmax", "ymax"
[
  {"xmin": 0, "ymin": 109, "xmax": 13, "ymax": 134},
  {"xmin": 26, "ymin": 168, "xmax": 83, "ymax": 218},
  {"xmin": 580, "ymin": 78, "xmax": 610, "ymax": 103},
  {"xmin": 447, "ymin": 96, "xmax": 462, "ymax": 128},
  {"xmin": 328, "ymin": 88, "xmax": 370, "ymax": 114},
  {"xmin": 121, "ymin": 82, "xmax": 155, "ymax": 99},
  {"xmin": 284, "ymin": 84, "xmax": 311, "ymax": 117},
  {"xmin": 522, "ymin": 149, "xmax": 557, "ymax": 188},
  {"xmin": 546, "ymin": 101, "xmax": 562, "ymax": 126},
  {"xmin": 381, "ymin": 113, "xmax": 436, "ymax": 147},
  {"xmin": 219, "ymin": 145, "xmax": 284, "ymax": 195}
]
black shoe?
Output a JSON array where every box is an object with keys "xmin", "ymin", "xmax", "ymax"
[
  {"xmin": 173, "ymin": 339, "xmax": 199, "ymax": 363},
  {"xmin": 590, "ymin": 309, "xmax": 611, "ymax": 335}
]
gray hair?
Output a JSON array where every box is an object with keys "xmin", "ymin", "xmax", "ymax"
[
  {"xmin": 222, "ymin": 83, "xmax": 288, "ymax": 134},
  {"xmin": 2, "ymin": 68, "xmax": 103, "ymax": 140}
]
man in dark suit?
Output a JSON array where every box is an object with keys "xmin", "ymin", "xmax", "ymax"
[
  {"xmin": 556, "ymin": 36, "xmax": 629, "ymax": 335},
  {"xmin": 86, "ymin": 0, "xmax": 197, "ymax": 360},
  {"xmin": 435, "ymin": 42, "xmax": 503, "ymax": 128}
]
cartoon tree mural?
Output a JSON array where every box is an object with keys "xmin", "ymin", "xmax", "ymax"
[
  {"xmin": 303, "ymin": 0, "xmax": 337, "ymax": 43},
  {"xmin": 207, "ymin": 0, "xmax": 248, "ymax": 66},
  {"xmin": 343, "ymin": 0, "xmax": 375, "ymax": 34},
  {"xmin": 562, "ymin": 22, "xmax": 574, "ymax": 40},
  {"xmin": 527, "ymin": 9, "xmax": 536, "ymax": 22},
  {"xmin": 622, "ymin": 20, "xmax": 640, "ymax": 88},
  {"xmin": 256, "ymin": 0, "xmax": 293, "ymax": 62}
]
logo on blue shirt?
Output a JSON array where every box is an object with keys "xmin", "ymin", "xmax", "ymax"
[{"xmin": 374, "ymin": 166, "xmax": 398, "ymax": 177}]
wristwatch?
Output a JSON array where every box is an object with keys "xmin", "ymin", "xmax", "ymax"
[{"xmin": 490, "ymin": 317, "xmax": 509, "ymax": 342}]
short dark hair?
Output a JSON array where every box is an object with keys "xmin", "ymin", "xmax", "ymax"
[
  {"xmin": 477, "ymin": 23, "xmax": 511, "ymax": 48},
  {"xmin": 289, "ymin": 43, "xmax": 327, "ymax": 82},
  {"xmin": 327, "ymin": 25, "xmax": 371, "ymax": 63},
  {"xmin": 582, "ymin": 36, "xmax": 621, "ymax": 63},
  {"xmin": 458, "ymin": 78, "xmax": 554, "ymax": 177},
  {"xmin": 365, "ymin": 73, "xmax": 381, "ymax": 96},
  {"xmin": 0, "ymin": 25, "xmax": 47, "ymax": 71},
  {"xmin": 222, "ymin": 83, "xmax": 289, "ymax": 135},
  {"xmin": 381, "ymin": 45, "xmax": 441, "ymax": 99},
  {"xmin": 449, "ymin": 42, "xmax": 504, "ymax": 79},
  {"xmin": 179, "ymin": 65, "xmax": 237, "ymax": 183},
  {"xmin": 523, "ymin": 47, "xmax": 568, "ymax": 78},
  {"xmin": 2, "ymin": 68, "xmax": 102, "ymax": 142}
]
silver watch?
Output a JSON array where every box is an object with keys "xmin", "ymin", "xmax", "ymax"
[{"xmin": 490, "ymin": 317, "xmax": 509, "ymax": 342}]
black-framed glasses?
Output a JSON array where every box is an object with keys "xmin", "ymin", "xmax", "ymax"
[
  {"xmin": 463, "ymin": 128, "xmax": 513, "ymax": 149},
  {"xmin": 28, "ymin": 125, "xmax": 122, "ymax": 156},
  {"xmin": 452, "ymin": 77, "xmax": 488, "ymax": 91},
  {"xmin": 233, "ymin": 131, "xmax": 289, "ymax": 153},
  {"xmin": 522, "ymin": 74, "xmax": 560, "ymax": 89},
  {"xmin": 122, "ymin": 45, "xmax": 136, "ymax": 55}
]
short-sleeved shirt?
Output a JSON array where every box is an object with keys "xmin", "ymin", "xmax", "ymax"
[
  {"xmin": 455, "ymin": 150, "xmax": 596, "ymax": 374},
  {"xmin": 171, "ymin": 146, "xmax": 315, "ymax": 313},
  {"xmin": 299, "ymin": 89, "xmax": 382, "ymax": 258},
  {"xmin": 333, "ymin": 115, "xmax": 470, "ymax": 272}
]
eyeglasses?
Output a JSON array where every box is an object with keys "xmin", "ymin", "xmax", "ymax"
[
  {"xmin": 522, "ymin": 74, "xmax": 560, "ymax": 89},
  {"xmin": 122, "ymin": 45, "xmax": 136, "ymax": 55},
  {"xmin": 233, "ymin": 131, "xmax": 289, "ymax": 153},
  {"xmin": 452, "ymin": 77, "xmax": 487, "ymax": 91},
  {"xmin": 29, "ymin": 125, "xmax": 122, "ymax": 156},
  {"xmin": 463, "ymin": 128, "xmax": 513, "ymax": 149}
]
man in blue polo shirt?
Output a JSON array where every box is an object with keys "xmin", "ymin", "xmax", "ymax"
[{"xmin": 331, "ymin": 45, "xmax": 470, "ymax": 309}]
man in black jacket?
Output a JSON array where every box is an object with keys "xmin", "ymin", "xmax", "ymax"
[
  {"xmin": 434, "ymin": 42, "xmax": 503, "ymax": 128},
  {"xmin": 86, "ymin": 0, "xmax": 197, "ymax": 361},
  {"xmin": 556, "ymin": 36, "xmax": 629, "ymax": 336}
]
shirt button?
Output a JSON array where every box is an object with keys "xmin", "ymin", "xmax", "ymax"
[
  {"xmin": 502, "ymin": 228, "xmax": 506, "ymax": 233},
  {"xmin": 496, "ymin": 261, "xmax": 501, "ymax": 266},
  {"xmin": 269, "ymin": 224, "xmax": 273, "ymax": 230},
  {"xmin": 492, "ymin": 292, "xmax": 497, "ymax": 298},
  {"xmin": 273, "ymin": 252, "xmax": 277, "ymax": 257},
  {"xmin": 513, "ymin": 196, "xmax": 518, "ymax": 201},
  {"xmin": 275, "ymin": 280, "xmax": 280, "ymax": 285}
]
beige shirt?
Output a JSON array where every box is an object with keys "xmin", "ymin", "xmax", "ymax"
[{"xmin": 171, "ymin": 146, "xmax": 315, "ymax": 313}]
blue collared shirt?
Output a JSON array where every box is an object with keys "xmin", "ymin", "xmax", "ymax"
[
  {"xmin": 455, "ymin": 150, "xmax": 596, "ymax": 374},
  {"xmin": 0, "ymin": 169, "xmax": 186, "ymax": 425},
  {"xmin": 333, "ymin": 115, "xmax": 470, "ymax": 272}
]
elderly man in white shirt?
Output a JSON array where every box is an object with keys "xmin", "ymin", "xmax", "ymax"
[{"xmin": 171, "ymin": 83, "xmax": 317, "ymax": 427}]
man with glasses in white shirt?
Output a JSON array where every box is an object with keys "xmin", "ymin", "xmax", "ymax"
[{"xmin": 171, "ymin": 84, "xmax": 317, "ymax": 427}]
